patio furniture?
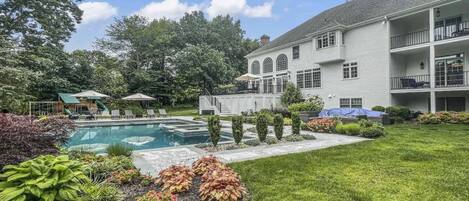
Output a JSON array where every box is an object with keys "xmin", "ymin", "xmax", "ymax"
[
  {"xmin": 65, "ymin": 109, "xmax": 79, "ymax": 120},
  {"xmin": 125, "ymin": 110, "xmax": 135, "ymax": 119},
  {"xmin": 147, "ymin": 109, "xmax": 156, "ymax": 118},
  {"xmin": 158, "ymin": 109, "xmax": 168, "ymax": 117},
  {"xmin": 100, "ymin": 110, "xmax": 110, "ymax": 119},
  {"xmin": 111, "ymin": 110, "xmax": 120, "ymax": 120},
  {"xmin": 400, "ymin": 78, "xmax": 428, "ymax": 88},
  {"xmin": 452, "ymin": 28, "xmax": 469, "ymax": 37}
]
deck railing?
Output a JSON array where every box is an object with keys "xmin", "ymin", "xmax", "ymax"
[
  {"xmin": 391, "ymin": 74, "xmax": 430, "ymax": 90},
  {"xmin": 435, "ymin": 21, "xmax": 469, "ymax": 41},
  {"xmin": 435, "ymin": 71, "xmax": 469, "ymax": 88},
  {"xmin": 391, "ymin": 29, "xmax": 429, "ymax": 49}
]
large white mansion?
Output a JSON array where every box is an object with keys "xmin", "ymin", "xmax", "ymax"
[{"xmin": 200, "ymin": 0, "xmax": 469, "ymax": 115}]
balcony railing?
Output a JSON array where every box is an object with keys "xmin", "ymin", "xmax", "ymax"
[
  {"xmin": 435, "ymin": 71, "xmax": 469, "ymax": 88},
  {"xmin": 391, "ymin": 75, "xmax": 430, "ymax": 90},
  {"xmin": 391, "ymin": 29, "xmax": 429, "ymax": 49},
  {"xmin": 391, "ymin": 72, "xmax": 469, "ymax": 90},
  {"xmin": 435, "ymin": 21, "xmax": 469, "ymax": 41}
]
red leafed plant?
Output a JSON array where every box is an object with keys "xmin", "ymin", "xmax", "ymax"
[
  {"xmin": 0, "ymin": 114, "xmax": 76, "ymax": 168},
  {"xmin": 192, "ymin": 155, "xmax": 225, "ymax": 175},
  {"xmin": 107, "ymin": 168, "xmax": 142, "ymax": 185},
  {"xmin": 157, "ymin": 165, "xmax": 195, "ymax": 193},
  {"xmin": 199, "ymin": 167, "xmax": 246, "ymax": 201},
  {"xmin": 136, "ymin": 190, "xmax": 177, "ymax": 201},
  {"xmin": 307, "ymin": 118, "xmax": 338, "ymax": 133}
]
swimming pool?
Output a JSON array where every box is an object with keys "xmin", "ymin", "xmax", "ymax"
[{"xmin": 67, "ymin": 122, "xmax": 232, "ymax": 153}]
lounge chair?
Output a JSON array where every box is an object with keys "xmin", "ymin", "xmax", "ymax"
[
  {"xmin": 65, "ymin": 109, "xmax": 79, "ymax": 120},
  {"xmin": 100, "ymin": 110, "xmax": 110, "ymax": 119},
  {"xmin": 158, "ymin": 109, "xmax": 168, "ymax": 117},
  {"xmin": 147, "ymin": 109, "xmax": 156, "ymax": 118},
  {"xmin": 111, "ymin": 110, "xmax": 120, "ymax": 120},
  {"xmin": 125, "ymin": 110, "xmax": 135, "ymax": 119}
]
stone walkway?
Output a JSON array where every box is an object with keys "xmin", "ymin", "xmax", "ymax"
[{"xmin": 133, "ymin": 132, "xmax": 370, "ymax": 176}]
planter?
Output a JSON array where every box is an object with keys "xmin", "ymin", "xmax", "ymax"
[{"xmin": 299, "ymin": 111, "xmax": 320, "ymax": 122}]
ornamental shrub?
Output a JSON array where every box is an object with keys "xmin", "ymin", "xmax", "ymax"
[
  {"xmin": 280, "ymin": 82, "xmax": 303, "ymax": 106},
  {"xmin": 157, "ymin": 165, "xmax": 194, "ymax": 194},
  {"xmin": 192, "ymin": 156, "xmax": 224, "ymax": 175},
  {"xmin": 208, "ymin": 115, "xmax": 221, "ymax": 146},
  {"xmin": 136, "ymin": 190, "xmax": 176, "ymax": 201},
  {"xmin": 335, "ymin": 123, "xmax": 346, "ymax": 134},
  {"xmin": 418, "ymin": 112, "xmax": 469, "ymax": 124},
  {"xmin": 0, "ymin": 114, "xmax": 76, "ymax": 168},
  {"xmin": 107, "ymin": 169, "xmax": 141, "ymax": 185},
  {"xmin": 79, "ymin": 182, "xmax": 124, "ymax": 201},
  {"xmin": 342, "ymin": 123, "xmax": 361, "ymax": 136},
  {"xmin": 199, "ymin": 166, "xmax": 246, "ymax": 201},
  {"xmin": 372, "ymin": 106, "xmax": 386, "ymax": 112},
  {"xmin": 273, "ymin": 114, "xmax": 284, "ymax": 140},
  {"xmin": 360, "ymin": 124, "xmax": 385, "ymax": 138},
  {"xmin": 385, "ymin": 106, "xmax": 411, "ymax": 122},
  {"xmin": 106, "ymin": 143, "xmax": 133, "ymax": 157},
  {"xmin": 307, "ymin": 118, "xmax": 338, "ymax": 133},
  {"xmin": 0, "ymin": 155, "xmax": 90, "ymax": 201},
  {"xmin": 284, "ymin": 135, "xmax": 305, "ymax": 142},
  {"xmin": 231, "ymin": 116, "xmax": 244, "ymax": 144},
  {"xmin": 70, "ymin": 152, "xmax": 134, "ymax": 182},
  {"xmin": 291, "ymin": 112, "xmax": 301, "ymax": 135},
  {"xmin": 265, "ymin": 136, "xmax": 278, "ymax": 145},
  {"xmin": 256, "ymin": 114, "xmax": 268, "ymax": 142},
  {"xmin": 244, "ymin": 139, "xmax": 261, "ymax": 146}
]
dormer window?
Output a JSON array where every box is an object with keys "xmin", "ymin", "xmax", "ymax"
[{"xmin": 317, "ymin": 32, "xmax": 336, "ymax": 49}]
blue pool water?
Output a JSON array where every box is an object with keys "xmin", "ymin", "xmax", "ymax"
[{"xmin": 67, "ymin": 124, "xmax": 230, "ymax": 153}]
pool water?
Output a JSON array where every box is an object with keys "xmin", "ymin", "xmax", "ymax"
[{"xmin": 67, "ymin": 124, "xmax": 230, "ymax": 153}]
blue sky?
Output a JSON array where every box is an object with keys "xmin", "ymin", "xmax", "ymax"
[{"xmin": 66, "ymin": 0, "xmax": 345, "ymax": 51}]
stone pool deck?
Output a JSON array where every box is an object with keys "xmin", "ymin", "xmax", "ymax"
[{"xmin": 133, "ymin": 131, "xmax": 370, "ymax": 176}]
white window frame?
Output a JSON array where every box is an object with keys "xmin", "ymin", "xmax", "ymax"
[
  {"xmin": 292, "ymin": 46, "xmax": 300, "ymax": 59},
  {"xmin": 343, "ymin": 62, "xmax": 358, "ymax": 80},
  {"xmin": 296, "ymin": 71, "xmax": 304, "ymax": 89},
  {"xmin": 312, "ymin": 68, "xmax": 321, "ymax": 88},
  {"xmin": 340, "ymin": 98, "xmax": 362, "ymax": 108},
  {"xmin": 317, "ymin": 32, "xmax": 336, "ymax": 49}
]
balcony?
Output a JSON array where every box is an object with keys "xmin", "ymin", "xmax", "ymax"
[
  {"xmin": 391, "ymin": 75, "xmax": 430, "ymax": 90},
  {"xmin": 391, "ymin": 72, "xmax": 469, "ymax": 90},
  {"xmin": 391, "ymin": 30, "xmax": 429, "ymax": 49},
  {"xmin": 434, "ymin": 20, "xmax": 469, "ymax": 41}
]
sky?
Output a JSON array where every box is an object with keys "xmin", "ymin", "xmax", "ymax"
[{"xmin": 65, "ymin": 0, "xmax": 346, "ymax": 52}]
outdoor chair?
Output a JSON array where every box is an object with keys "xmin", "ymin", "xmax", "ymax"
[
  {"xmin": 158, "ymin": 109, "xmax": 169, "ymax": 117},
  {"xmin": 125, "ymin": 110, "xmax": 135, "ymax": 119},
  {"xmin": 147, "ymin": 109, "xmax": 156, "ymax": 118},
  {"xmin": 400, "ymin": 78, "xmax": 427, "ymax": 88},
  {"xmin": 100, "ymin": 110, "xmax": 110, "ymax": 119},
  {"xmin": 111, "ymin": 110, "xmax": 120, "ymax": 120}
]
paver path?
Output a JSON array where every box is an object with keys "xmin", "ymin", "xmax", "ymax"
[{"xmin": 133, "ymin": 132, "xmax": 369, "ymax": 176}]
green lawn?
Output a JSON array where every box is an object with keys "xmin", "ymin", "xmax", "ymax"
[
  {"xmin": 163, "ymin": 106, "xmax": 198, "ymax": 116},
  {"xmin": 230, "ymin": 124, "xmax": 469, "ymax": 201}
]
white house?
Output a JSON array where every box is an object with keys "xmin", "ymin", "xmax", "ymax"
[{"xmin": 200, "ymin": 0, "xmax": 469, "ymax": 115}]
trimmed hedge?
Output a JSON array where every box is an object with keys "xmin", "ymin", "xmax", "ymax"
[
  {"xmin": 231, "ymin": 116, "xmax": 244, "ymax": 144},
  {"xmin": 256, "ymin": 114, "xmax": 268, "ymax": 142},
  {"xmin": 208, "ymin": 115, "xmax": 221, "ymax": 146},
  {"xmin": 291, "ymin": 112, "xmax": 301, "ymax": 135},
  {"xmin": 418, "ymin": 112, "xmax": 469, "ymax": 124},
  {"xmin": 273, "ymin": 114, "xmax": 284, "ymax": 140}
]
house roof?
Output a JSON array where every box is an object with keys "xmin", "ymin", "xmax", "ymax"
[
  {"xmin": 58, "ymin": 93, "xmax": 80, "ymax": 104},
  {"xmin": 247, "ymin": 0, "xmax": 446, "ymax": 57}
]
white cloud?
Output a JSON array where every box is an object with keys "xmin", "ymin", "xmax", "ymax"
[
  {"xmin": 206, "ymin": 0, "xmax": 273, "ymax": 18},
  {"xmin": 135, "ymin": 0, "xmax": 202, "ymax": 21},
  {"xmin": 78, "ymin": 2, "xmax": 118, "ymax": 24}
]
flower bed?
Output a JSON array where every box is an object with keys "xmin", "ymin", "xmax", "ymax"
[
  {"xmin": 418, "ymin": 112, "xmax": 469, "ymax": 124},
  {"xmin": 307, "ymin": 118, "xmax": 385, "ymax": 138}
]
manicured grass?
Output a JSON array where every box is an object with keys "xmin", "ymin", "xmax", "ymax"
[
  {"xmin": 163, "ymin": 106, "xmax": 198, "ymax": 116},
  {"xmin": 230, "ymin": 124, "xmax": 469, "ymax": 201}
]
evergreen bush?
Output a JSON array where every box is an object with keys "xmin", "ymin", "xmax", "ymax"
[
  {"xmin": 273, "ymin": 114, "xmax": 284, "ymax": 140},
  {"xmin": 208, "ymin": 115, "xmax": 221, "ymax": 146}
]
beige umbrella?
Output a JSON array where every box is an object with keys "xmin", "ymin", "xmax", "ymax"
[
  {"xmin": 71, "ymin": 90, "xmax": 110, "ymax": 98},
  {"xmin": 235, "ymin": 73, "xmax": 261, "ymax": 81},
  {"xmin": 121, "ymin": 93, "xmax": 156, "ymax": 101}
]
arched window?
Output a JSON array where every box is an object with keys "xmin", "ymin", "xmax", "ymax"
[
  {"xmin": 263, "ymin": 57, "xmax": 273, "ymax": 73},
  {"xmin": 251, "ymin": 61, "xmax": 260, "ymax": 74},
  {"xmin": 276, "ymin": 54, "xmax": 288, "ymax": 71}
]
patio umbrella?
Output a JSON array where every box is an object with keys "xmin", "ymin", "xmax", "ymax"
[
  {"xmin": 235, "ymin": 73, "xmax": 261, "ymax": 81},
  {"xmin": 71, "ymin": 90, "xmax": 110, "ymax": 98},
  {"xmin": 121, "ymin": 93, "xmax": 156, "ymax": 101}
]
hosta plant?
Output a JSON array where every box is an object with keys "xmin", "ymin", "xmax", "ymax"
[
  {"xmin": 106, "ymin": 169, "xmax": 141, "ymax": 185},
  {"xmin": 192, "ymin": 156, "xmax": 224, "ymax": 175},
  {"xmin": 157, "ymin": 165, "xmax": 195, "ymax": 193},
  {"xmin": 136, "ymin": 190, "xmax": 176, "ymax": 201},
  {"xmin": 0, "ymin": 155, "xmax": 90, "ymax": 201},
  {"xmin": 199, "ymin": 167, "xmax": 246, "ymax": 201}
]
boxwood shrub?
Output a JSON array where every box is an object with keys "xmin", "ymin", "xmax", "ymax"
[
  {"xmin": 208, "ymin": 115, "xmax": 221, "ymax": 146},
  {"xmin": 291, "ymin": 112, "xmax": 301, "ymax": 135},
  {"xmin": 273, "ymin": 114, "xmax": 284, "ymax": 140},
  {"xmin": 231, "ymin": 116, "xmax": 244, "ymax": 144},
  {"xmin": 256, "ymin": 114, "xmax": 268, "ymax": 142}
]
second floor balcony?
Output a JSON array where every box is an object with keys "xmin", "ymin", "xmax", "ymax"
[{"xmin": 391, "ymin": 71, "xmax": 469, "ymax": 90}]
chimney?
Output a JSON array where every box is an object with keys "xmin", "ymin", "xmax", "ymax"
[{"xmin": 260, "ymin": 35, "xmax": 270, "ymax": 46}]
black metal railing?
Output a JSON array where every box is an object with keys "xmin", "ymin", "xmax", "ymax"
[
  {"xmin": 435, "ymin": 71, "xmax": 469, "ymax": 88},
  {"xmin": 391, "ymin": 74, "xmax": 430, "ymax": 90},
  {"xmin": 391, "ymin": 29, "xmax": 429, "ymax": 49},
  {"xmin": 435, "ymin": 21, "xmax": 469, "ymax": 41}
]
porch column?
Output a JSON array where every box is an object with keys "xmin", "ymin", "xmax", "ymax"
[
  {"xmin": 429, "ymin": 8, "xmax": 435, "ymax": 42},
  {"xmin": 430, "ymin": 45, "xmax": 436, "ymax": 89},
  {"xmin": 430, "ymin": 91, "xmax": 436, "ymax": 113}
]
